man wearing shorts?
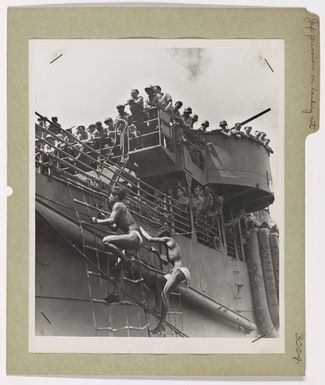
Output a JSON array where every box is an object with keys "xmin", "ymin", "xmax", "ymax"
[
  {"xmin": 141, "ymin": 227, "xmax": 190, "ymax": 334},
  {"xmin": 91, "ymin": 185, "xmax": 143, "ymax": 303}
]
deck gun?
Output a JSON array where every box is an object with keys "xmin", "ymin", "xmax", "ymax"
[{"xmin": 229, "ymin": 108, "xmax": 271, "ymax": 130}]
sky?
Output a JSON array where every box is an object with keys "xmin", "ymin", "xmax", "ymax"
[{"xmin": 30, "ymin": 39, "xmax": 284, "ymax": 224}]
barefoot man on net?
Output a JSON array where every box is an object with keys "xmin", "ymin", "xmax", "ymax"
[
  {"xmin": 140, "ymin": 227, "xmax": 191, "ymax": 334},
  {"xmin": 91, "ymin": 185, "xmax": 143, "ymax": 303}
]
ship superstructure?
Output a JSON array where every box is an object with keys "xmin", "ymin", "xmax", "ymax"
[{"xmin": 35, "ymin": 105, "xmax": 279, "ymax": 338}]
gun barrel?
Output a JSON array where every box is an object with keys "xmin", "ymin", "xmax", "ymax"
[{"xmin": 240, "ymin": 108, "xmax": 271, "ymax": 127}]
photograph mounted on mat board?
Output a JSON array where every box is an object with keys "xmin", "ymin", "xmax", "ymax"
[
  {"xmin": 30, "ymin": 39, "xmax": 284, "ymax": 353},
  {"xmin": 7, "ymin": 6, "xmax": 319, "ymax": 376}
]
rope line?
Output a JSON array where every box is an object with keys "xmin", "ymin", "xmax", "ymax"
[{"xmin": 36, "ymin": 210, "xmax": 188, "ymax": 338}]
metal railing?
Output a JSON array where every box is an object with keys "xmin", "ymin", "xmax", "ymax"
[
  {"xmin": 127, "ymin": 107, "xmax": 176, "ymax": 154},
  {"xmin": 35, "ymin": 113, "xmax": 189, "ymax": 232},
  {"xmin": 195, "ymin": 211, "xmax": 226, "ymax": 251},
  {"xmin": 225, "ymin": 221, "xmax": 246, "ymax": 261},
  {"xmin": 35, "ymin": 112, "xmax": 246, "ymax": 259}
]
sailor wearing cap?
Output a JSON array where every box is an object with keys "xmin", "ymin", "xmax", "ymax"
[
  {"xmin": 95, "ymin": 121, "xmax": 105, "ymax": 133},
  {"xmin": 144, "ymin": 85, "xmax": 160, "ymax": 110},
  {"xmin": 195, "ymin": 120, "xmax": 210, "ymax": 136},
  {"xmin": 218, "ymin": 120, "xmax": 231, "ymax": 137},
  {"xmin": 257, "ymin": 132, "xmax": 273, "ymax": 153},
  {"xmin": 181, "ymin": 107, "xmax": 193, "ymax": 129},
  {"xmin": 259, "ymin": 132, "xmax": 267, "ymax": 141},
  {"xmin": 242, "ymin": 126, "xmax": 257, "ymax": 142},
  {"xmin": 104, "ymin": 117, "xmax": 113, "ymax": 126},
  {"xmin": 114, "ymin": 104, "xmax": 130, "ymax": 127},
  {"xmin": 243, "ymin": 126, "xmax": 252, "ymax": 136},
  {"xmin": 103, "ymin": 117, "xmax": 115, "ymax": 147},
  {"xmin": 192, "ymin": 185, "xmax": 205, "ymax": 214},
  {"xmin": 127, "ymin": 89, "xmax": 148, "ymax": 135},
  {"xmin": 169, "ymin": 101, "xmax": 184, "ymax": 143},
  {"xmin": 43, "ymin": 134, "xmax": 55, "ymax": 155},
  {"xmin": 76, "ymin": 125, "xmax": 89, "ymax": 142},
  {"xmin": 201, "ymin": 120, "xmax": 210, "ymax": 131},
  {"xmin": 175, "ymin": 185, "xmax": 190, "ymax": 211},
  {"xmin": 128, "ymin": 89, "xmax": 144, "ymax": 115},
  {"xmin": 37, "ymin": 116, "xmax": 47, "ymax": 128},
  {"xmin": 191, "ymin": 114, "xmax": 199, "ymax": 129},
  {"xmin": 231, "ymin": 123, "xmax": 242, "ymax": 138},
  {"xmin": 155, "ymin": 85, "xmax": 173, "ymax": 113},
  {"xmin": 41, "ymin": 134, "xmax": 56, "ymax": 174},
  {"xmin": 144, "ymin": 85, "xmax": 155, "ymax": 94},
  {"xmin": 104, "ymin": 117, "xmax": 114, "ymax": 131},
  {"xmin": 86, "ymin": 124, "xmax": 95, "ymax": 135},
  {"xmin": 116, "ymin": 104, "xmax": 126, "ymax": 111},
  {"xmin": 255, "ymin": 130, "xmax": 267, "ymax": 141},
  {"xmin": 172, "ymin": 100, "xmax": 183, "ymax": 120},
  {"xmin": 104, "ymin": 117, "xmax": 114, "ymax": 135},
  {"xmin": 263, "ymin": 138, "xmax": 274, "ymax": 153},
  {"xmin": 254, "ymin": 131, "xmax": 268, "ymax": 148},
  {"xmin": 87, "ymin": 123, "xmax": 101, "ymax": 149},
  {"xmin": 219, "ymin": 120, "xmax": 227, "ymax": 129},
  {"xmin": 56, "ymin": 132, "xmax": 70, "ymax": 151},
  {"xmin": 54, "ymin": 133, "xmax": 63, "ymax": 147},
  {"xmin": 45, "ymin": 133, "xmax": 55, "ymax": 142}
]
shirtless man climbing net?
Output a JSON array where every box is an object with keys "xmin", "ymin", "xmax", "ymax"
[
  {"xmin": 141, "ymin": 227, "xmax": 191, "ymax": 334},
  {"xmin": 91, "ymin": 185, "xmax": 143, "ymax": 303}
]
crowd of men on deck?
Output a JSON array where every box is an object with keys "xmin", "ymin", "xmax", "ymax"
[
  {"xmin": 36, "ymin": 84, "xmax": 273, "ymax": 163},
  {"xmin": 161, "ymin": 183, "xmax": 224, "ymax": 221},
  {"xmin": 143, "ymin": 181, "xmax": 225, "ymax": 246},
  {"xmin": 35, "ymin": 84, "xmax": 274, "ymax": 240}
]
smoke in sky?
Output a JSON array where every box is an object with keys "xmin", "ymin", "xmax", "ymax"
[{"xmin": 168, "ymin": 48, "xmax": 211, "ymax": 81}]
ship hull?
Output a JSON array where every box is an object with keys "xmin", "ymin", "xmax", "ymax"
[{"xmin": 35, "ymin": 172, "xmax": 257, "ymax": 337}]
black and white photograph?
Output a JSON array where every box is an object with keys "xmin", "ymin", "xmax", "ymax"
[{"xmin": 30, "ymin": 39, "xmax": 284, "ymax": 353}]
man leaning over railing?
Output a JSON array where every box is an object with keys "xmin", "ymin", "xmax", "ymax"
[
  {"xmin": 155, "ymin": 85, "xmax": 173, "ymax": 114},
  {"xmin": 86, "ymin": 124, "xmax": 100, "ymax": 149},
  {"xmin": 74, "ymin": 125, "xmax": 89, "ymax": 160},
  {"xmin": 41, "ymin": 134, "xmax": 56, "ymax": 174},
  {"xmin": 103, "ymin": 117, "xmax": 116, "ymax": 153},
  {"xmin": 191, "ymin": 185, "xmax": 205, "ymax": 222}
]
